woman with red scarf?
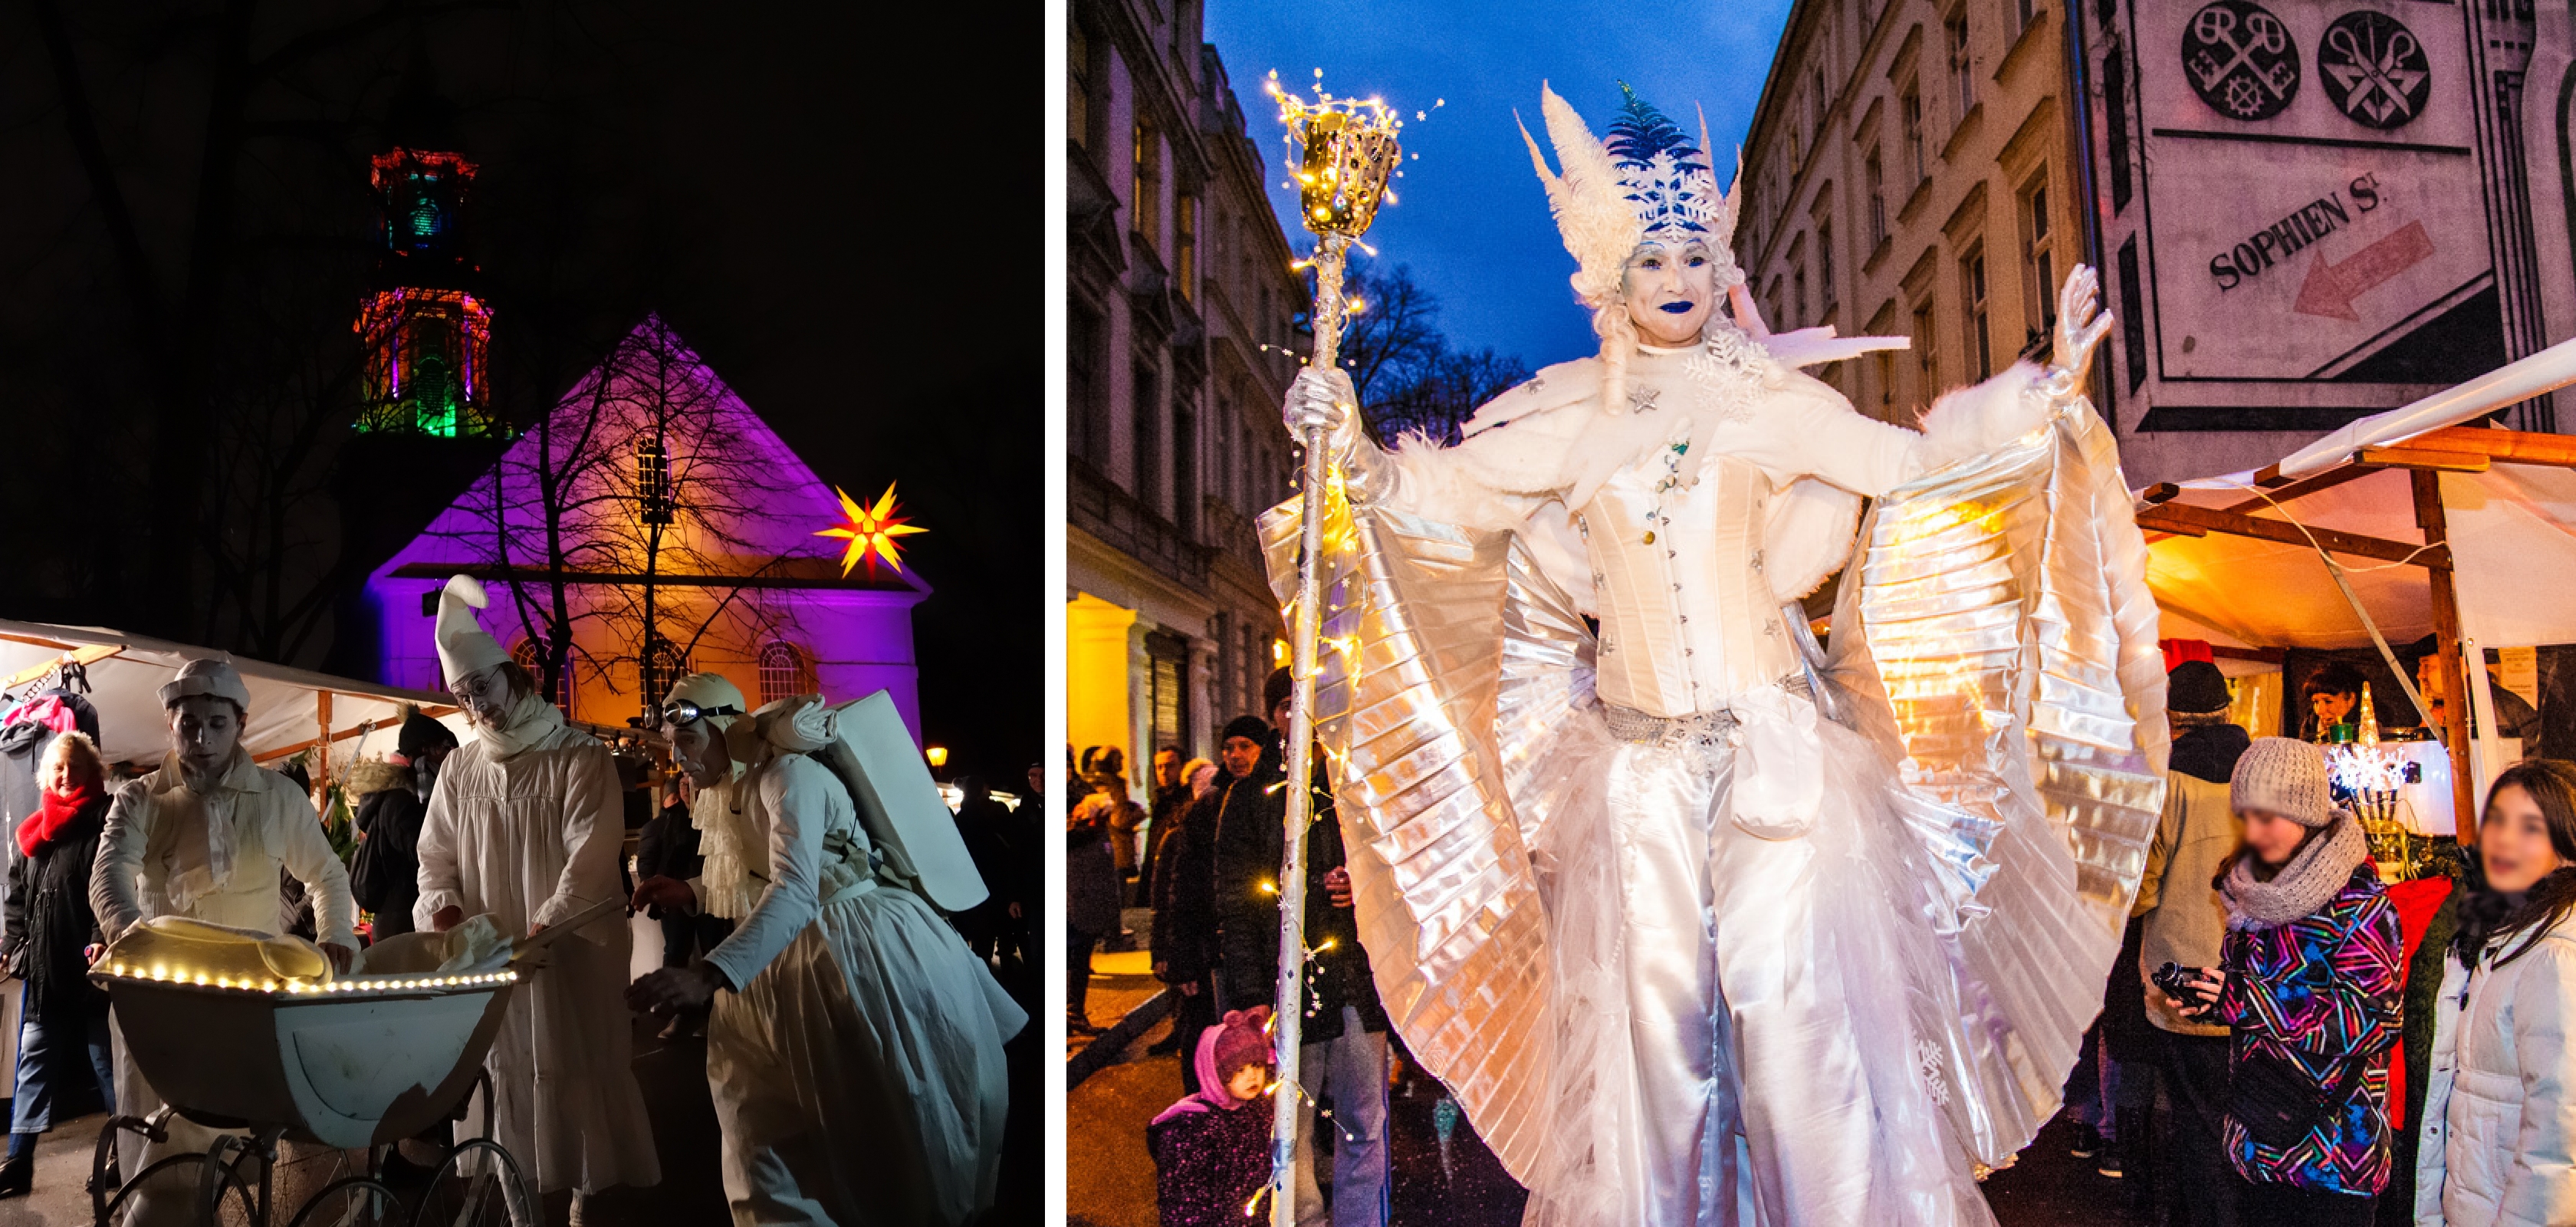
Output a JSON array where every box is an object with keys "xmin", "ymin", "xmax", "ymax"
[{"xmin": 0, "ymin": 732, "xmax": 114, "ymax": 1199}]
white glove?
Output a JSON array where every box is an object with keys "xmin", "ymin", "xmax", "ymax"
[{"xmin": 1283, "ymin": 365, "xmax": 1359, "ymax": 441}]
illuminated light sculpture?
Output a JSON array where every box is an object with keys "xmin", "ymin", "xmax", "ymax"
[
  {"xmin": 353, "ymin": 147, "xmax": 506, "ymax": 439},
  {"xmin": 816, "ymin": 482, "xmax": 927, "ymax": 578}
]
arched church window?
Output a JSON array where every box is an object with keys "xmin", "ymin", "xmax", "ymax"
[
  {"xmin": 644, "ymin": 636, "xmax": 692, "ymax": 706},
  {"xmin": 510, "ymin": 637, "xmax": 573, "ymax": 712},
  {"xmin": 758, "ymin": 641, "xmax": 816, "ymax": 705}
]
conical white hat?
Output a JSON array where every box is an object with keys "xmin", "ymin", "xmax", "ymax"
[{"xmin": 435, "ymin": 574, "xmax": 511, "ymax": 684}]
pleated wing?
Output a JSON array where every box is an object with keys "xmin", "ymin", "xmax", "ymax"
[
  {"xmin": 1258, "ymin": 487, "xmax": 1596, "ymax": 1186},
  {"xmin": 1823, "ymin": 387, "xmax": 2170, "ymax": 1171}
]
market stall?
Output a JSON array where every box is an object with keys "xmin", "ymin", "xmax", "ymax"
[{"xmin": 2135, "ymin": 336, "xmax": 2576, "ymax": 849}]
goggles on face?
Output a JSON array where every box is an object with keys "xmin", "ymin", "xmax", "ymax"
[{"xmin": 656, "ymin": 699, "xmax": 742, "ymax": 729}]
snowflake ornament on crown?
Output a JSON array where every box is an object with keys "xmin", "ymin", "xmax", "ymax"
[{"xmin": 1520, "ymin": 83, "xmax": 1746, "ymax": 310}]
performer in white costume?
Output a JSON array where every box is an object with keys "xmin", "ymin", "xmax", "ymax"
[
  {"xmin": 90, "ymin": 657, "xmax": 357, "ymax": 1225},
  {"xmin": 629, "ymin": 676, "xmax": 1027, "ymax": 1227},
  {"xmin": 412, "ymin": 576, "xmax": 659, "ymax": 1217},
  {"xmin": 1268, "ymin": 86, "xmax": 2170, "ymax": 1226}
]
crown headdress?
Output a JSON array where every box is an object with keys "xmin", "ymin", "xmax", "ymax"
[{"xmin": 1520, "ymin": 83, "xmax": 1744, "ymax": 310}]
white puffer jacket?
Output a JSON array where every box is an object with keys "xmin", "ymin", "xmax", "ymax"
[{"xmin": 2417, "ymin": 908, "xmax": 2576, "ymax": 1227}]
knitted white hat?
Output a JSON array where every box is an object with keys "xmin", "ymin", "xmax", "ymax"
[
  {"xmin": 2230, "ymin": 736, "xmax": 2335, "ymax": 827},
  {"xmin": 158, "ymin": 656, "xmax": 251, "ymax": 712},
  {"xmin": 434, "ymin": 574, "xmax": 511, "ymax": 685}
]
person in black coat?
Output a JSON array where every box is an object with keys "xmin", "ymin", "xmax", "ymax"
[
  {"xmin": 349, "ymin": 706, "xmax": 459, "ymax": 940},
  {"xmin": 1152, "ymin": 722, "xmax": 1263, "ymax": 1087},
  {"xmin": 0, "ymin": 732, "xmax": 114, "ymax": 1198}
]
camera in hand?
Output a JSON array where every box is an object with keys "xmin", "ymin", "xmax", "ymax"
[{"xmin": 2151, "ymin": 961, "xmax": 2202, "ymax": 1002}]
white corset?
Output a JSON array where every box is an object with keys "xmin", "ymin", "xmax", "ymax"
[{"xmin": 1579, "ymin": 448, "xmax": 1796, "ymax": 718}]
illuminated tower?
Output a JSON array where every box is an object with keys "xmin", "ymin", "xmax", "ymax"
[{"xmin": 353, "ymin": 77, "xmax": 500, "ymax": 438}]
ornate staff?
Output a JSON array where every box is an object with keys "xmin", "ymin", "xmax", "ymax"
[{"xmin": 1262, "ymin": 75, "xmax": 1403, "ymax": 1227}]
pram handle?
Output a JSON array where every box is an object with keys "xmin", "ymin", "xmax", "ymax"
[{"xmin": 509, "ymin": 897, "xmax": 627, "ymax": 964}]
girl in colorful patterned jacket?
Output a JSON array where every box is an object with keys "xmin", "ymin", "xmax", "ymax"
[{"xmin": 2160, "ymin": 735, "xmax": 2404, "ymax": 1227}]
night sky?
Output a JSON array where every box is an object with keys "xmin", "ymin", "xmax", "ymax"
[
  {"xmin": 1204, "ymin": 0, "xmax": 1796, "ymax": 370},
  {"xmin": 0, "ymin": 4, "xmax": 1043, "ymax": 783}
]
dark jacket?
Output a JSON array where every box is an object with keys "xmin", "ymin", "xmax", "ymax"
[
  {"xmin": 1068, "ymin": 821, "xmax": 1123, "ymax": 937},
  {"xmin": 2, "ymin": 794, "xmax": 110, "ymax": 1019},
  {"xmin": 2170, "ymin": 722, "xmax": 2252, "ymax": 787},
  {"xmin": 1300, "ymin": 785, "xmax": 1388, "ymax": 1041},
  {"xmin": 635, "ymin": 798, "xmax": 703, "ymax": 911},
  {"xmin": 1152, "ymin": 787, "xmax": 1225, "ymax": 984},
  {"xmin": 349, "ymin": 760, "xmax": 426, "ymax": 937},
  {"xmin": 1210, "ymin": 743, "xmax": 1286, "ymax": 931}
]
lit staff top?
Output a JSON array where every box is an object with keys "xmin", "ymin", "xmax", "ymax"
[{"xmin": 1263, "ymin": 71, "xmax": 1427, "ymax": 241}]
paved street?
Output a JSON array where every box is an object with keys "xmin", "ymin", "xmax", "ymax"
[{"xmin": 1068, "ymin": 958, "xmax": 2158, "ymax": 1227}]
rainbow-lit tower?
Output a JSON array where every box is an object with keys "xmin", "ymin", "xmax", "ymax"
[{"xmin": 353, "ymin": 72, "xmax": 500, "ymax": 438}]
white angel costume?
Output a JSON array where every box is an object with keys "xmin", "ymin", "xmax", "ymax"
[
  {"xmin": 412, "ymin": 577, "xmax": 661, "ymax": 1196},
  {"xmin": 90, "ymin": 660, "xmax": 360, "ymax": 1225},
  {"xmin": 689, "ymin": 695, "xmax": 1027, "ymax": 1226},
  {"xmin": 1263, "ymin": 87, "xmax": 2170, "ymax": 1226}
]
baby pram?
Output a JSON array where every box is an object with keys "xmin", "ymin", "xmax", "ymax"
[{"xmin": 84, "ymin": 899, "xmax": 623, "ymax": 1225}]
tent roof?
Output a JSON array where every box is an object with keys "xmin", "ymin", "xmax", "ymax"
[
  {"xmin": 2144, "ymin": 338, "xmax": 2576, "ymax": 653},
  {"xmin": 0, "ymin": 621, "xmax": 468, "ymax": 766}
]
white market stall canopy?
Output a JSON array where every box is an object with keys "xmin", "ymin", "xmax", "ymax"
[
  {"xmin": 0, "ymin": 620, "xmax": 468, "ymax": 772},
  {"xmin": 2141, "ymin": 336, "xmax": 2576, "ymax": 654}
]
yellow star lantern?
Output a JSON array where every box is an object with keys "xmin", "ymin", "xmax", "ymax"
[{"xmin": 816, "ymin": 483, "xmax": 927, "ymax": 578}]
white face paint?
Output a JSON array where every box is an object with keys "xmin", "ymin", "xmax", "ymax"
[
  {"xmin": 449, "ymin": 663, "xmax": 520, "ymax": 729},
  {"xmin": 1622, "ymin": 239, "xmax": 1718, "ymax": 347},
  {"xmin": 665, "ymin": 719, "xmax": 729, "ymax": 788},
  {"xmin": 169, "ymin": 696, "xmax": 244, "ymax": 780}
]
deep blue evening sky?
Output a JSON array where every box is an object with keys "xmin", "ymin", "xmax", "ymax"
[{"xmin": 1204, "ymin": 0, "xmax": 1796, "ymax": 370}]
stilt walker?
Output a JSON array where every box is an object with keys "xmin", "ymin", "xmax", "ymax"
[{"xmin": 1263, "ymin": 76, "xmax": 1405, "ymax": 1227}]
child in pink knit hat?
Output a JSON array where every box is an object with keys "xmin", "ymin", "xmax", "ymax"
[{"xmin": 1148, "ymin": 1006, "xmax": 1275, "ymax": 1225}]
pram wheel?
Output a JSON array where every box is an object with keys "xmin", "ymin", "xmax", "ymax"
[
  {"xmin": 409, "ymin": 1139, "xmax": 532, "ymax": 1227},
  {"xmin": 100, "ymin": 1151, "xmax": 256, "ymax": 1225},
  {"xmin": 284, "ymin": 1177, "xmax": 401, "ymax": 1227}
]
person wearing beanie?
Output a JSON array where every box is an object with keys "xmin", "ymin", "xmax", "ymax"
[
  {"xmin": 87, "ymin": 656, "xmax": 359, "ymax": 1217},
  {"xmin": 412, "ymin": 575, "xmax": 660, "ymax": 1219},
  {"xmin": 629, "ymin": 677, "xmax": 1027, "ymax": 1225},
  {"xmin": 1149, "ymin": 1006, "xmax": 1277, "ymax": 1227},
  {"xmin": 2157, "ymin": 736, "xmax": 2400, "ymax": 1225},
  {"xmin": 1151, "ymin": 716, "xmax": 1275, "ymax": 1090},
  {"xmin": 344, "ymin": 706, "xmax": 462, "ymax": 942},
  {"xmin": 2133, "ymin": 660, "xmax": 2259, "ymax": 1215}
]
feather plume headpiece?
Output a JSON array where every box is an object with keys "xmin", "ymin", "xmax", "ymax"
[{"xmin": 1519, "ymin": 83, "xmax": 1745, "ymax": 310}]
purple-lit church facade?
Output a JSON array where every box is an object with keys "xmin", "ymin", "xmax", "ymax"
[{"xmin": 360, "ymin": 318, "xmax": 929, "ymax": 738}]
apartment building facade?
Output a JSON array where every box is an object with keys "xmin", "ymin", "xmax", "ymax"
[
  {"xmin": 1737, "ymin": 0, "xmax": 2089, "ymax": 437},
  {"xmin": 1066, "ymin": 0, "xmax": 1306, "ymax": 778}
]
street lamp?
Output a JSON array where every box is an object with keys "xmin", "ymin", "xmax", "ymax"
[{"xmin": 925, "ymin": 745, "xmax": 948, "ymax": 770}]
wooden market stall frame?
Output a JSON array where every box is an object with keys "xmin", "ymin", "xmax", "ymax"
[{"xmin": 2137, "ymin": 425, "xmax": 2576, "ymax": 828}]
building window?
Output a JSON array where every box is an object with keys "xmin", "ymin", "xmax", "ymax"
[
  {"xmin": 511, "ymin": 637, "xmax": 573, "ymax": 712},
  {"xmin": 1961, "ymin": 244, "xmax": 1993, "ymax": 380},
  {"xmin": 643, "ymin": 636, "xmax": 692, "ymax": 708},
  {"xmin": 1068, "ymin": 21, "xmax": 1091, "ymax": 150},
  {"xmin": 636, "ymin": 436, "xmax": 675, "ymax": 525},
  {"xmin": 1817, "ymin": 220, "xmax": 1838, "ymax": 313},
  {"xmin": 758, "ymin": 641, "xmax": 817, "ymax": 704},
  {"xmin": 1901, "ymin": 84, "xmax": 1927, "ymax": 186},
  {"xmin": 1947, "ymin": 10, "xmax": 1975, "ymax": 121},
  {"xmin": 2016, "ymin": 0, "xmax": 2038, "ymax": 34},
  {"xmin": 1144, "ymin": 630, "xmax": 1191, "ymax": 758},
  {"xmin": 1070, "ymin": 304, "xmax": 1103, "ymax": 466},
  {"xmin": 1913, "ymin": 301, "xmax": 1939, "ymax": 404},
  {"xmin": 1865, "ymin": 150, "xmax": 1886, "ymax": 247},
  {"xmin": 1133, "ymin": 116, "xmax": 1162, "ymax": 253},
  {"xmin": 1810, "ymin": 66, "xmax": 1830, "ymax": 151},
  {"xmin": 1793, "ymin": 262, "xmax": 1809, "ymax": 324},
  {"xmin": 1132, "ymin": 360, "xmax": 1162, "ymax": 511},
  {"xmin": 1175, "ymin": 194, "xmax": 1198, "ymax": 300},
  {"xmin": 1873, "ymin": 348, "xmax": 1897, "ymax": 409},
  {"xmin": 2020, "ymin": 173, "xmax": 2056, "ymax": 356}
]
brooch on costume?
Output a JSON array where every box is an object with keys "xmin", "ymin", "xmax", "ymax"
[{"xmin": 1680, "ymin": 326, "xmax": 1771, "ymax": 424}]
